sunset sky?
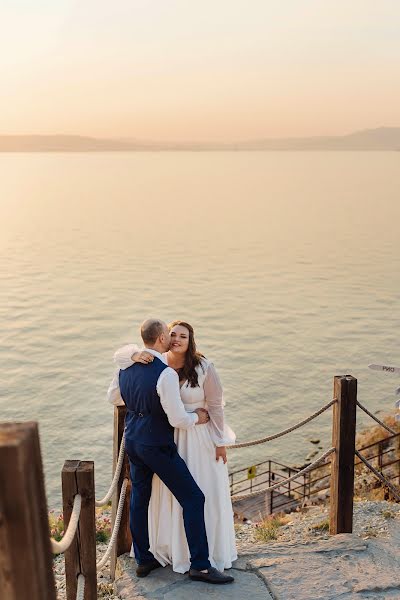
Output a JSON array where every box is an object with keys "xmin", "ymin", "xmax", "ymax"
[{"xmin": 1, "ymin": 0, "xmax": 399, "ymax": 141}]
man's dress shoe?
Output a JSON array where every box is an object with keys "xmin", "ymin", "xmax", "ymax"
[
  {"xmin": 189, "ymin": 566, "xmax": 234, "ymax": 584},
  {"xmin": 136, "ymin": 559, "xmax": 162, "ymax": 578}
]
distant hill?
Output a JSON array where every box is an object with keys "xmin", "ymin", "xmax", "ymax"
[
  {"xmin": 234, "ymin": 127, "xmax": 400, "ymax": 151},
  {"xmin": 1, "ymin": 128, "xmax": 400, "ymax": 151},
  {"xmin": 0, "ymin": 135, "xmax": 135, "ymax": 152}
]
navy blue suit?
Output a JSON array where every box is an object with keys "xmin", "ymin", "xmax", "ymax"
[{"xmin": 119, "ymin": 357, "xmax": 211, "ymax": 570}]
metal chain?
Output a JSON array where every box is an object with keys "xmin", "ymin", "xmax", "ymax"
[
  {"xmin": 95, "ymin": 436, "xmax": 126, "ymax": 507},
  {"xmin": 356, "ymin": 401, "xmax": 397, "ymax": 435},
  {"xmin": 51, "ymin": 494, "xmax": 82, "ymax": 554},
  {"xmin": 355, "ymin": 450, "xmax": 400, "ymax": 502},
  {"xmin": 228, "ymin": 399, "xmax": 336, "ymax": 450},
  {"xmin": 231, "ymin": 447, "xmax": 335, "ymax": 502},
  {"xmin": 97, "ymin": 478, "xmax": 129, "ymax": 570}
]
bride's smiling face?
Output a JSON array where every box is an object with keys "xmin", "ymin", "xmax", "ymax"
[{"xmin": 169, "ymin": 325, "xmax": 190, "ymax": 354}]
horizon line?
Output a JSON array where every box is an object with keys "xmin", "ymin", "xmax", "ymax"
[{"xmin": 0, "ymin": 125, "xmax": 399, "ymax": 145}]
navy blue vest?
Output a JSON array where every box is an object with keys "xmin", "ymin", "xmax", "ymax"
[{"xmin": 119, "ymin": 357, "xmax": 174, "ymax": 446}]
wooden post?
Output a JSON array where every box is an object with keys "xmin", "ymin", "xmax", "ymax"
[
  {"xmin": 0, "ymin": 422, "xmax": 56, "ymax": 600},
  {"xmin": 110, "ymin": 406, "xmax": 131, "ymax": 580},
  {"xmin": 329, "ymin": 375, "xmax": 357, "ymax": 535},
  {"xmin": 62, "ymin": 460, "xmax": 97, "ymax": 600}
]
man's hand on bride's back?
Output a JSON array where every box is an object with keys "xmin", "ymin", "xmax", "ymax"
[
  {"xmin": 194, "ymin": 408, "xmax": 210, "ymax": 425},
  {"xmin": 132, "ymin": 351, "xmax": 154, "ymax": 364}
]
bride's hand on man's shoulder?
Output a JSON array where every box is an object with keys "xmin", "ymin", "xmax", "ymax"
[{"xmin": 132, "ymin": 351, "xmax": 154, "ymax": 364}]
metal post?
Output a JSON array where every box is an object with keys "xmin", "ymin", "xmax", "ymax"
[{"xmin": 378, "ymin": 441, "xmax": 383, "ymax": 471}]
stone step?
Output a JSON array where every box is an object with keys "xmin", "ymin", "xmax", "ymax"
[
  {"xmin": 115, "ymin": 554, "xmax": 272, "ymax": 599},
  {"xmin": 241, "ymin": 534, "xmax": 400, "ymax": 600},
  {"xmin": 114, "ymin": 524, "xmax": 400, "ymax": 599}
]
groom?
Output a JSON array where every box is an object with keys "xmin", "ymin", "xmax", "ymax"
[{"xmin": 118, "ymin": 318, "xmax": 234, "ymax": 584}]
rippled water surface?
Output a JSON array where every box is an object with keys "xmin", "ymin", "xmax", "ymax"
[{"xmin": 1, "ymin": 152, "xmax": 399, "ymax": 507}]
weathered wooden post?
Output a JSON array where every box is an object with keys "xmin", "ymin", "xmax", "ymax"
[
  {"xmin": 62, "ymin": 460, "xmax": 97, "ymax": 600},
  {"xmin": 330, "ymin": 375, "xmax": 357, "ymax": 535},
  {"xmin": 0, "ymin": 422, "xmax": 56, "ymax": 600},
  {"xmin": 110, "ymin": 406, "xmax": 131, "ymax": 580}
]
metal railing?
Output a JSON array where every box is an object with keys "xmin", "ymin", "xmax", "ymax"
[{"xmin": 230, "ymin": 429, "xmax": 400, "ymax": 517}]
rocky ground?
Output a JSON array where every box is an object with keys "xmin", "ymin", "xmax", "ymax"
[
  {"xmin": 53, "ymin": 416, "xmax": 400, "ymax": 598},
  {"xmin": 236, "ymin": 499, "xmax": 400, "ymax": 549},
  {"xmin": 53, "ymin": 541, "xmax": 117, "ymax": 600},
  {"xmin": 53, "ymin": 499, "xmax": 400, "ymax": 599}
]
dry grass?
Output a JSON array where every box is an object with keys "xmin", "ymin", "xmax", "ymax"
[
  {"xmin": 363, "ymin": 525, "xmax": 380, "ymax": 538},
  {"xmin": 255, "ymin": 514, "xmax": 290, "ymax": 542},
  {"xmin": 97, "ymin": 582, "xmax": 117, "ymax": 599},
  {"xmin": 310, "ymin": 518, "xmax": 329, "ymax": 532}
]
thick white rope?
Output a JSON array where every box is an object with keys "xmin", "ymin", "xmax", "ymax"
[
  {"xmin": 76, "ymin": 574, "xmax": 85, "ymax": 600},
  {"xmin": 97, "ymin": 478, "xmax": 129, "ymax": 570},
  {"xmin": 51, "ymin": 494, "xmax": 82, "ymax": 554},
  {"xmin": 231, "ymin": 447, "xmax": 335, "ymax": 502},
  {"xmin": 356, "ymin": 401, "xmax": 397, "ymax": 435},
  {"xmin": 355, "ymin": 450, "xmax": 400, "ymax": 502},
  {"xmin": 95, "ymin": 436, "xmax": 126, "ymax": 507},
  {"xmin": 228, "ymin": 400, "xmax": 336, "ymax": 449}
]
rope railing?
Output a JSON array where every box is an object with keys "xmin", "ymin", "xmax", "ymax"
[
  {"xmin": 50, "ymin": 455, "xmax": 128, "ymax": 590},
  {"xmin": 356, "ymin": 401, "xmax": 397, "ymax": 435},
  {"xmin": 355, "ymin": 449, "xmax": 400, "ymax": 502},
  {"xmin": 231, "ymin": 447, "xmax": 335, "ymax": 502},
  {"xmin": 97, "ymin": 478, "xmax": 129, "ymax": 570},
  {"xmin": 51, "ymin": 494, "xmax": 82, "ymax": 554},
  {"xmin": 76, "ymin": 574, "xmax": 85, "ymax": 600},
  {"xmin": 1, "ymin": 376, "xmax": 369, "ymax": 600},
  {"xmin": 95, "ymin": 435, "xmax": 126, "ymax": 507},
  {"xmin": 228, "ymin": 399, "xmax": 336, "ymax": 449}
]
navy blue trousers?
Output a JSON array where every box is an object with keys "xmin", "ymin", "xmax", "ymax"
[{"xmin": 125, "ymin": 438, "xmax": 211, "ymax": 571}]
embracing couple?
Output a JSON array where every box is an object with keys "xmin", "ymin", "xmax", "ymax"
[{"xmin": 107, "ymin": 318, "xmax": 237, "ymax": 584}]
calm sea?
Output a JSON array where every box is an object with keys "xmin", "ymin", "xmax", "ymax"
[{"xmin": 1, "ymin": 151, "xmax": 399, "ymax": 508}]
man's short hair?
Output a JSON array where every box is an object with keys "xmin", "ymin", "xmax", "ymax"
[{"xmin": 141, "ymin": 319, "xmax": 165, "ymax": 345}]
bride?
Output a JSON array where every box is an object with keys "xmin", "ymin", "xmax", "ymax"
[{"xmin": 108, "ymin": 320, "xmax": 237, "ymax": 573}]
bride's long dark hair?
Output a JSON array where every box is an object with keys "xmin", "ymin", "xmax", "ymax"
[{"xmin": 168, "ymin": 320, "xmax": 205, "ymax": 387}]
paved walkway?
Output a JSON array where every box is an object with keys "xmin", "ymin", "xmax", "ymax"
[
  {"xmin": 115, "ymin": 522, "xmax": 400, "ymax": 599},
  {"xmin": 115, "ymin": 554, "xmax": 272, "ymax": 599}
]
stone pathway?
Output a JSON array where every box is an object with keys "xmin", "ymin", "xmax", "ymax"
[
  {"xmin": 115, "ymin": 520, "xmax": 400, "ymax": 600},
  {"xmin": 241, "ymin": 533, "xmax": 400, "ymax": 599},
  {"xmin": 115, "ymin": 554, "xmax": 272, "ymax": 599}
]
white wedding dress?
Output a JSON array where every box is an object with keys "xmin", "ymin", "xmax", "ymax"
[{"xmin": 110, "ymin": 347, "xmax": 237, "ymax": 573}]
